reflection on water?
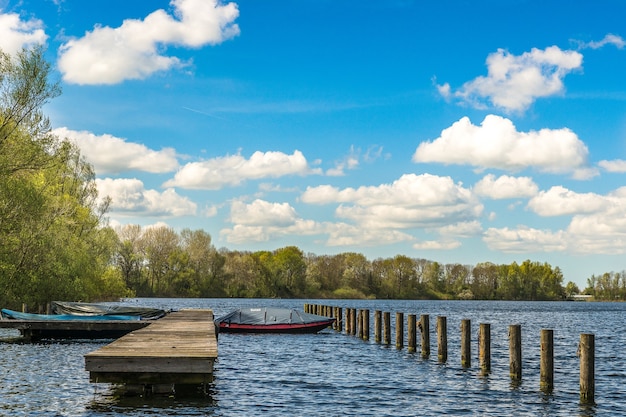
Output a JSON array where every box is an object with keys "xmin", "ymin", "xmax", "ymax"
[{"xmin": 1, "ymin": 298, "xmax": 625, "ymax": 416}]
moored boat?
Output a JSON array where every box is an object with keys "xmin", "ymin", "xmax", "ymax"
[
  {"xmin": 215, "ymin": 307, "xmax": 335, "ymax": 334},
  {"xmin": 1, "ymin": 308, "xmax": 141, "ymax": 321},
  {"xmin": 51, "ymin": 301, "xmax": 168, "ymax": 320}
]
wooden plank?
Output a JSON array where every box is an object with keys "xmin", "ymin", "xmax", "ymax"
[{"xmin": 84, "ymin": 309, "xmax": 217, "ymax": 385}]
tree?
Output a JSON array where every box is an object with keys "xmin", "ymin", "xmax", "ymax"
[
  {"xmin": 180, "ymin": 228, "xmax": 225, "ymax": 297},
  {"xmin": 0, "ymin": 46, "xmax": 127, "ymax": 308},
  {"xmin": 138, "ymin": 225, "xmax": 180, "ymax": 296}
]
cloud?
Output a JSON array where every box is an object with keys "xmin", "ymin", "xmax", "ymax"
[
  {"xmin": 220, "ymin": 199, "xmax": 321, "ymax": 243},
  {"xmin": 474, "ymin": 174, "xmax": 538, "ymax": 199},
  {"xmin": 96, "ymin": 177, "xmax": 197, "ymax": 216},
  {"xmin": 412, "ymin": 115, "xmax": 594, "ymax": 177},
  {"xmin": 485, "ymin": 186, "xmax": 626, "ymax": 255},
  {"xmin": 527, "ymin": 186, "xmax": 607, "ymax": 216},
  {"xmin": 437, "ymin": 46, "xmax": 582, "ymax": 112},
  {"xmin": 576, "ymin": 33, "xmax": 625, "ymax": 50},
  {"xmin": 303, "ymin": 173, "xmax": 483, "ymax": 230},
  {"xmin": 164, "ymin": 150, "xmax": 321, "ymax": 190},
  {"xmin": 54, "ymin": 127, "xmax": 179, "ymax": 174},
  {"xmin": 324, "ymin": 223, "xmax": 414, "ymax": 246},
  {"xmin": 0, "ymin": 10, "xmax": 47, "ymax": 55},
  {"xmin": 325, "ymin": 145, "xmax": 384, "ymax": 176},
  {"xmin": 413, "ymin": 240, "xmax": 461, "ymax": 250},
  {"xmin": 483, "ymin": 226, "xmax": 567, "ymax": 253},
  {"xmin": 599, "ymin": 159, "xmax": 626, "ymax": 173},
  {"xmin": 57, "ymin": 0, "xmax": 240, "ymax": 85},
  {"xmin": 229, "ymin": 199, "xmax": 298, "ymax": 227}
]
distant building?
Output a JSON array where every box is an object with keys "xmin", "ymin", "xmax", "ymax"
[{"xmin": 569, "ymin": 294, "xmax": 593, "ymax": 301}]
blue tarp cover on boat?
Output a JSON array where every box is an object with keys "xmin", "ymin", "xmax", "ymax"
[{"xmin": 0, "ymin": 308, "xmax": 141, "ymax": 321}]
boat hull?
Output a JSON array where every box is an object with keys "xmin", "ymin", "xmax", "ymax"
[{"xmin": 218, "ymin": 319, "xmax": 334, "ymax": 334}]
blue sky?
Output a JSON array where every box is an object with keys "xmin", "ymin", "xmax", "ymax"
[{"xmin": 2, "ymin": 0, "xmax": 626, "ymax": 288}]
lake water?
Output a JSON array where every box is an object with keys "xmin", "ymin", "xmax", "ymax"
[{"xmin": 1, "ymin": 298, "xmax": 625, "ymax": 416}]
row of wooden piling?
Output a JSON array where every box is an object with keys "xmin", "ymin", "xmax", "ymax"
[{"xmin": 304, "ymin": 304, "xmax": 595, "ymax": 404}]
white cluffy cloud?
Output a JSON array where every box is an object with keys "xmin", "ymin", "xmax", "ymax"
[
  {"xmin": 302, "ymin": 173, "xmax": 483, "ymax": 243},
  {"xmin": 413, "ymin": 115, "xmax": 595, "ymax": 178},
  {"xmin": 96, "ymin": 178, "xmax": 196, "ymax": 216},
  {"xmin": 485, "ymin": 186, "xmax": 626, "ymax": 255},
  {"xmin": 474, "ymin": 174, "xmax": 538, "ymax": 199},
  {"xmin": 54, "ymin": 127, "xmax": 179, "ymax": 174},
  {"xmin": 58, "ymin": 0, "xmax": 240, "ymax": 85},
  {"xmin": 220, "ymin": 199, "xmax": 320, "ymax": 243},
  {"xmin": 0, "ymin": 10, "xmax": 47, "ymax": 55},
  {"xmin": 164, "ymin": 150, "xmax": 321, "ymax": 190},
  {"xmin": 437, "ymin": 45, "xmax": 582, "ymax": 112}
]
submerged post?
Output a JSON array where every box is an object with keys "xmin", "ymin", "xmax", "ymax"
[
  {"xmin": 461, "ymin": 319, "xmax": 471, "ymax": 368},
  {"xmin": 374, "ymin": 310, "xmax": 382, "ymax": 343},
  {"xmin": 540, "ymin": 329, "xmax": 554, "ymax": 392},
  {"xmin": 396, "ymin": 312, "xmax": 404, "ymax": 350},
  {"xmin": 420, "ymin": 314, "xmax": 430, "ymax": 359},
  {"xmin": 437, "ymin": 316, "xmax": 447, "ymax": 363},
  {"xmin": 479, "ymin": 323, "xmax": 491, "ymax": 374},
  {"xmin": 407, "ymin": 314, "xmax": 417, "ymax": 353},
  {"xmin": 509, "ymin": 324, "xmax": 522, "ymax": 381},
  {"xmin": 383, "ymin": 312, "xmax": 391, "ymax": 346},
  {"xmin": 579, "ymin": 333, "xmax": 595, "ymax": 404}
]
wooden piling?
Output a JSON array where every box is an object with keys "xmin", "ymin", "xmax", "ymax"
[
  {"xmin": 509, "ymin": 324, "xmax": 522, "ymax": 381},
  {"xmin": 351, "ymin": 308, "xmax": 357, "ymax": 336},
  {"xmin": 420, "ymin": 314, "xmax": 430, "ymax": 358},
  {"xmin": 395, "ymin": 312, "xmax": 404, "ymax": 349},
  {"xmin": 362, "ymin": 309, "xmax": 370, "ymax": 341},
  {"xmin": 579, "ymin": 333, "xmax": 595, "ymax": 404},
  {"xmin": 383, "ymin": 312, "xmax": 391, "ymax": 345},
  {"xmin": 437, "ymin": 316, "xmax": 447, "ymax": 363},
  {"xmin": 374, "ymin": 310, "xmax": 382, "ymax": 343},
  {"xmin": 407, "ymin": 314, "xmax": 417, "ymax": 353},
  {"xmin": 540, "ymin": 329, "xmax": 554, "ymax": 392},
  {"xmin": 336, "ymin": 307, "xmax": 343, "ymax": 332},
  {"xmin": 479, "ymin": 323, "xmax": 491, "ymax": 374},
  {"xmin": 461, "ymin": 319, "xmax": 471, "ymax": 368},
  {"xmin": 357, "ymin": 309, "xmax": 363, "ymax": 338}
]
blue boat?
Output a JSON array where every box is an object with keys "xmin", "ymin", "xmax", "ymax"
[{"xmin": 1, "ymin": 308, "xmax": 141, "ymax": 321}]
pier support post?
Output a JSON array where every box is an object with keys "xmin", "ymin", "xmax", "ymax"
[
  {"xmin": 479, "ymin": 323, "xmax": 491, "ymax": 374},
  {"xmin": 407, "ymin": 314, "xmax": 417, "ymax": 353},
  {"xmin": 374, "ymin": 310, "xmax": 382, "ymax": 343},
  {"xmin": 350, "ymin": 308, "xmax": 357, "ymax": 336},
  {"xmin": 540, "ymin": 329, "xmax": 553, "ymax": 392},
  {"xmin": 357, "ymin": 309, "xmax": 363, "ymax": 339},
  {"xmin": 420, "ymin": 314, "xmax": 430, "ymax": 359},
  {"xmin": 437, "ymin": 316, "xmax": 447, "ymax": 363},
  {"xmin": 509, "ymin": 324, "xmax": 522, "ymax": 381},
  {"xmin": 362, "ymin": 309, "xmax": 370, "ymax": 341},
  {"xmin": 383, "ymin": 312, "xmax": 391, "ymax": 346},
  {"xmin": 336, "ymin": 307, "xmax": 342, "ymax": 332},
  {"xmin": 579, "ymin": 333, "xmax": 595, "ymax": 404},
  {"xmin": 461, "ymin": 319, "xmax": 471, "ymax": 368},
  {"xmin": 395, "ymin": 312, "xmax": 404, "ymax": 350}
]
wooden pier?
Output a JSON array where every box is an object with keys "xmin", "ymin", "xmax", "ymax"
[{"xmin": 84, "ymin": 309, "xmax": 217, "ymax": 392}]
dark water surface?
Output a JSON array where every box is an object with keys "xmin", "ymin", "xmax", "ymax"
[{"xmin": 1, "ymin": 298, "xmax": 625, "ymax": 416}]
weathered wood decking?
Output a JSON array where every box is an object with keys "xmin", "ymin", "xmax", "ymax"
[{"xmin": 84, "ymin": 309, "xmax": 217, "ymax": 387}]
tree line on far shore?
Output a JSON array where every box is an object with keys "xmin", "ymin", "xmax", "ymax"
[{"xmin": 1, "ymin": 46, "xmax": 623, "ymax": 311}]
